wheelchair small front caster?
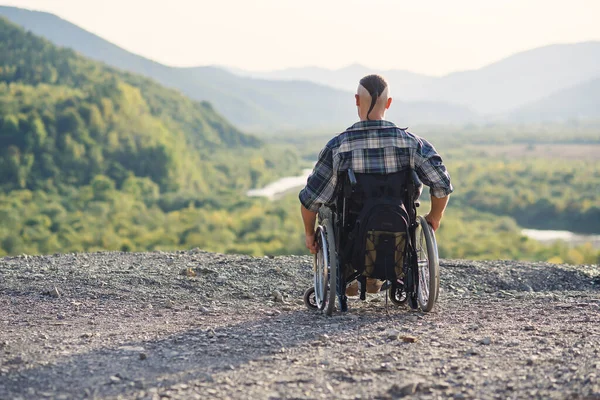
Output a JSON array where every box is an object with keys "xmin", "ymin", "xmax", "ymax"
[
  {"xmin": 389, "ymin": 281, "xmax": 408, "ymax": 306},
  {"xmin": 303, "ymin": 287, "xmax": 318, "ymax": 310}
]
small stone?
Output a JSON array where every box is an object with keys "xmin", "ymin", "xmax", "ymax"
[
  {"xmin": 6, "ymin": 356, "xmax": 24, "ymax": 365},
  {"xmin": 466, "ymin": 348, "xmax": 479, "ymax": 356},
  {"xmin": 119, "ymin": 345, "xmax": 145, "ymax": 352},
  {"xmin": 401, "ymin": 335, "xmax": 418, "ymax": 343},
  {"xmin": 109, "ymin": 375, "xmax": 121, "ymax": 383},
  {"xmin": 216, "ymin": 276, "xmax": 227, "ymax": 284},
  {"xmin": 480, "ymin": 337, "xmax": 491, "ymax": 345},
  {"xmin": 272, "ymin": 290, "xmax": 284, "ymax": 302},
  {"xmin": 386, "ymin": 329, "xmax": 400, "ymax": 340},
  {"xmin": 46, "ymin": 286, "xmax": 60, "ymax": 298},
  {"xmin": 179, "ymin": 268, "xmax": 197, "ymax": 277},
  {"xmin": 525, "ymin": 285, "xmax": 534, "ymax": 292},
  {"xmin": 139, "ymin": 353, "xmax": 147, "ymax": 360},
  {"xmin": 434, "ymin": 382, "xmax": 450, "ymax": 390},
  {"xmin": 389, "ymin": 382, "xmax": 418, "ymax": 397},
  {"xmin": 526, "ymin": 356, "xmax": 538, "ymax": 366},
  {"xmin": 164, "ymin": 299, "xmax": 174, "ymax": 309}
]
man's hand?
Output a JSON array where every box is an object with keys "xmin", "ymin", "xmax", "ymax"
[
  {"xmin": 424, "ymin": 212, "xmax": 442, "ymax": 232},
  {"xmin": 425, "ymin": 195, "xmax": 449, "ymax": 232},
  {"xmin": 301, "ymin": 205, "xmax": 319, "ymax": 254},
  {"xmin": 305, "ymin": 232, "xmax": 318, "ymax": 254}
]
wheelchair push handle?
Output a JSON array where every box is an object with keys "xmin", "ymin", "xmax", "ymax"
[{"xmin": 347, "ymin": 169, "xmax": 357, "ymax": 187}]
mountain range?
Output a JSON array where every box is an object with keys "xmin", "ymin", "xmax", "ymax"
[
  {"xmin": 1, "ymin": 5, "xmax": 599, "ymax": 131},
  {"xmin": 232, "ymin": 42, "xmax": 600, "ymax": 116}
]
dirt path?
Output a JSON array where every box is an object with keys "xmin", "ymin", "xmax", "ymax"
[{"xmin": 1, "ymin": 251, "xmax": 599, "ymax": 399}]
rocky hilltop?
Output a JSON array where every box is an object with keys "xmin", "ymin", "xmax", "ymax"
[{"xmin": 0, "ymin": 251, "xmax": 599, "ymax": 399}]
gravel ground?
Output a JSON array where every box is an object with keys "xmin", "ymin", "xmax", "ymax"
[{"xmin": 1, "ymin": 250, "xmax": 599, "ymax": 400}]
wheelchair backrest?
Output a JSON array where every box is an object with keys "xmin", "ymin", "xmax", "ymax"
[
  {"xmin": 339, "ymin": 169, "xmax": 418, "ymax": 217},
  {"xmin": 337, "ymin": 169, "xmax": 417, "ymax": 281}
]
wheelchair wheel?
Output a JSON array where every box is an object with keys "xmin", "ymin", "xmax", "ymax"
[
  {"xmin": 313, "ymin": 218, "xmax": 337, "ymax": 316},
  {"xmin": 415, "ymin": 216, "xmax": 440, "ymax": 312}
]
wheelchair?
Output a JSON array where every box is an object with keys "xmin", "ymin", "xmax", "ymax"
[{"xmin": 303, "ymin": 168, "xmax": 440, "ymax": 315}]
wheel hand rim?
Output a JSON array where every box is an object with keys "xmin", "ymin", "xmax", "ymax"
[
  {"xmin": 416, "ymin": 223, "xmax": 430, "ymax": 307},
  {"xmin": 314, "ymin": 227, "xmax": 329, "ymax": 309}
]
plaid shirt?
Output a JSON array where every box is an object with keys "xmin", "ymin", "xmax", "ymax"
[{"xmin": 299, "ymin": 120, "xmax": 454, "ymax": 212}]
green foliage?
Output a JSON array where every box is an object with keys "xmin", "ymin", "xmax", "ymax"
[
  {"xmin": 448, "ymin": 157, "xmax": 600, "ymax": 233},
  {"xmin": 0, "ymin": 17, "xmax": 264, "ymax": 194},
  {"xmin": 0, "ymin": 185, "xmax": 306, "ymax": 257}
]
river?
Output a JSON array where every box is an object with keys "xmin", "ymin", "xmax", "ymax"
[
  {"xmin": 248, "ymin": 171, "xmax": 600, "ymax": 248},
  {"xmin": 246, "ymin": 168, "xmax": 313, "ymax": 200},
  {"xmin": 521, "ymin": 229, "xmax": 600, "ymax": 249}
]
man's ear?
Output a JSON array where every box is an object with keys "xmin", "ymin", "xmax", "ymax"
[
  {"xmin": 386, "ymin": 97, "xmax": 393, "ymax": 109},
  {"xmin": 355, "ymin": 94, "xmax": 360, "ymax": 106}
]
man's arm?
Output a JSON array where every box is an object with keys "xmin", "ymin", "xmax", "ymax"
[
  {"xmin": 413, "ymin": 138, "xmax": 453, "ymax": 231},
  {"xmin": 425, "ymin": 194, "xmax": 449, "ymax": 231},
  {"xmin": 301, "ymin": 205, "xmax": 318, "ymax": 254},
  {"xmin": 298, "ymin": 143, "xmax": 336, "ymax": 253}
]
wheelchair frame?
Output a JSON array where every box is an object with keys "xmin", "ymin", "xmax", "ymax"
[{"xmin": 304, "ymin": 168, "xmax": 440, "ymax": 315}]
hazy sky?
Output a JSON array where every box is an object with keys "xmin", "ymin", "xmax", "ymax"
[{"xmin": 1, "ymin": 0, "xmax": 599, "ymax": 75}]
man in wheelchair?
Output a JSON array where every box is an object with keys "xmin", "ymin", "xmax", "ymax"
[{"xmin": 299, "ymin": 74, "xmax": 453, "ymax": 313}]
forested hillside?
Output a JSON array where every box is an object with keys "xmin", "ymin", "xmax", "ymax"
[
  {"xmin": 0, "ymin": 17, "xmax": 285, "ymax": 194},
  {"xmin": 0, "ymin": 18, "xmax": 303, "ymax": 256}
]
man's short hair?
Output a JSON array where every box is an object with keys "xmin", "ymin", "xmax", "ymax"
[{"xmin": 359, "ymin": 74, "xmax": 389, "ymax": 120}]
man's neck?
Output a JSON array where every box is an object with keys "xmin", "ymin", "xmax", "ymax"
[{"xmin": 360, "ymin": 116, "xmax": 385, "ymax": 121}]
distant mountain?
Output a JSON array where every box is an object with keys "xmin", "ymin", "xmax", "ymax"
[
  {"xmin": 227, "ymin": 64, "xmax": 435, "ymax": 94},
  {"xmin": 231, "ymin": 43, "xmax": 600, "ymax": 117},
  {"xmin": 0, "ymin": 17, "xmax": 289, "ymax": 194},
  {"xmin": 0, "ymin": 6, "xmax": 477, "ymax": 131},
  {"xmin": 7, "ymin": 6, "xmax": 597, "ymax": 127},
  {"xmin": 418, "ymin": 42, "xmax": 600, "ymax": 114},
  {"xmin": 510, "ymin": 77, "xmax": 600, "ymax": 122}
]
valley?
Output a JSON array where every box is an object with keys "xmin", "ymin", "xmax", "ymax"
[{"xmin": 0, "ymin": 9, "xmax": 598, "ymax": 265}]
